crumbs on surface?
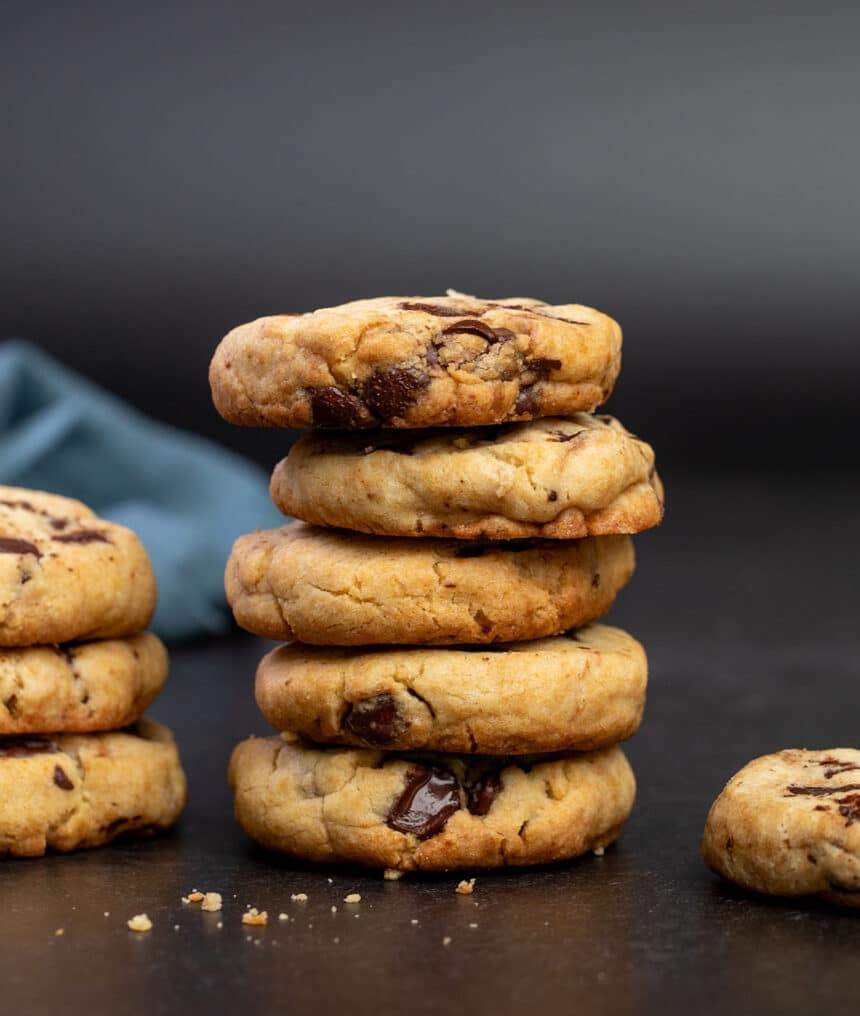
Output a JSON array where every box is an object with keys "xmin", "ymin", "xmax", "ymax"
[
  {"xmin": 242, "ymin": 907, "xmax": 268, "ymax": 926},
  {"xmin": 55, "ymin": 928, "xmax": 64, "ymax": 937},
  {"xmin": 201, "ymin": 892, "xmax": 223, "ymax": 912},
  {"xmin": 456, "ymin": 878, "xmax": 476, "ymax": 895},
  {"xmin": 290, "ymin": 892, "xmax": 308, "ymax": 902},
  {"xmin": 127, "ymin": 914, "xmax": 152, "ymax": 933},
  {"xmin": 344, "ymin": 893, "xmax": 361, "ymax": 905},
  {"xmin": 442, "ymin": 936, "xmax": 452, "ymax": 946},
  {"xmin": 383, "ymin": 868, "xmax": 404, "ymax": 881}
]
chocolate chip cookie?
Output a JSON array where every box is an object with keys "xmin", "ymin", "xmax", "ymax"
[
  {"xmin": 226, "ymin": 522, "xmax": 634, "ymax": 644},
  {"xmin": 0, "ymin": 633, "xmax": 167, "ymax": 735},
  {"xmin": 0, "ymin": 719, "xmax": 186, "ymax": 858},
  {"xmin": 271, "ymin": 415, "xmax": 663, "ymax": 540},
  {"xmin": 0, "ymin": 487, "xmax": 157, "ymax": 646},
  {"xmin": 255, "ymin": 625, "xmax": 646, "ymax": 754},
  {"xmin": 209, "ymin": 294, "xmax": 621, "ymax": 429},
  {"xmin": 229, "ymin": 733, "xmax": 635, "ymax": 870},
  {"xmin": 703, "ymin": 749, "xmax": 860, "ymax": 907}
]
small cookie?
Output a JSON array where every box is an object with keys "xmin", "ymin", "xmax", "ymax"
[
  {"xmin": 0, "ymin": 719, "xmax": 186, "ymax": 858},
  {"xmin": 209, "ymin": 294, "xmax": 621, "ymax": 429},
  {"xmin": 229, "ymin": 733, "xmax": 635, "ymax": 870},
  {"xmin": 0, "ymin": 487, "xmax": 156, "ymax": 646},
  {"xmin": 703, "ymin": 749, "xmax": 860, "ymax": 907},
  {"xmin": 271, "ymin": 415, "xmax": 663, "ymax": 540},
  {"xmin": 0, "ymin": 633, "xmax": 167, "ymax": 735},
  {"xmin": 226, "ymin": 522, "xmax": 634, "ymax": 645},
  {"xmin": 256, "ymin": 625, "xmax": 647, "ymax": 754}
]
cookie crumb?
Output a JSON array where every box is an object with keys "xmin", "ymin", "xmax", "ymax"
[
  {"xmin": 290, "ymin": 893, "xmax": 308, "ymax": 902},
  {"xmin": 455, "ymin": 878, "xmax": 476, "ymax": 895},
  {"xmin": 242, "ymin": 908, "xmax": 268, "ymax": 926},
  {"xmin": 278, "ymin": 913, "xmax": 288, "ymax": 921},
  {"xmin": 186, "ymin": 891, "xmax": 204, "ymax": 903},
  {"xmin": 469, "ymin": 923, "xmax": 478, "ymax": 929},
  {"xmin": 410, "ymin": 919, "xmax": 419, "ymax": 925},
  {"xmin": 201, "ymin": 892, "xmax": 223, "ymax": 913},
  {"xmin": 103, "ymin": 912, "xmax": 109, "ymax": 917},
  {"xmin": 333, "ymin": 936, "xmax": 340, "ymax": 944},
  {"xmin": 331, "ymin": 906, "xmax": 337, "ymax": 913},
  {"xmin": 216, "ymin": 922, "xmax": 223, "ymax": 929},
  {"xmin": 442, "ymin": 936, "xmax": 452, "ymax": 946},
  {"xmin": 55, "ymin": 928, "xmax": 64, "ymax": 937},
  {"xmin": 344, "ymin": 893, "xmax": 361, "ymax": 905},
  {"xmin": 384, "ymin": 868, "xmax": 404, "ymax": 881},
  {"xmin": 174, "ymin": 924, "xmax": 180, "ymax": 932},
  {"xmin": 593, "ymin": 846, "xmax": 605, "ymax": 857},
  {"xmin": 127, "ymin": 914, "xmax": 152, "ymax": 933},
  {"xmin": 327, "ymin": 878, "xmax": 333, "ymax": 884}
]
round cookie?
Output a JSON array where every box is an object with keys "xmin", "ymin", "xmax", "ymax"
[
  {"xmin": 0, "ymin": 633, "xmax": 168, "ymax": 735},
  {"xmin": 703, "ymin": 749, "xmax": 860, "ymax": 907},
  {"xmin": 0, "ymin": 487, "xmax": 157, "ymax": 646},
  {"xmin": 0, "ymin": 719, "xmax": 186, "ymax": 858},
  {"xmin": 209, "ymin": 293, "xmax": 621, "ymax": 429},
  {"xmin": 229, "ymin": 733, "xmax": 635, "ymax": 870},
  {"xmin": 226, "ymin": 522, "xmax": 634, "ymax": 645},
  {"xmin": 256, "ymin": 625, "xmax": 647, "ymax": 754},
  {"xmin": 271, "ymin": 414, "xmax": 663, "ymax": 540}
]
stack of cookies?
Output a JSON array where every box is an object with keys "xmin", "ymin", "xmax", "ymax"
[
  {"xmin": 0, "ymin": 488, "xmax": 186, "ymax": 858},
  {"xmin": 211, "ymin": 292, "xmax": 663, "ymax": 872}
]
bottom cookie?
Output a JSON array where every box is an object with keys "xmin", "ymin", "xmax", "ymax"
[
  {"xmin": 703, "ymin": 748, "xmax": 860, "ymax": 908},
  {"xmin": 229, "ymin": 733, "xmax": 635, "ymax": 870},
  {"xmin": 0, "ymin": 719, "xmax": 186, "ymax": 858}
]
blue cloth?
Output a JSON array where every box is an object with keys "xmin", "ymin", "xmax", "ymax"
[{"xmin": 0, "ymin": 340, "xmax": 283, "ymax": 641}]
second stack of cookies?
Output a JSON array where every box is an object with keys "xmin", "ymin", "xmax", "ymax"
[{"xmin": 212, "ymin": 292, "xmax": 664, "ymax": 871}]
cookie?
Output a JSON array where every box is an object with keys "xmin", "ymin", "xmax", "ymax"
[
  {"xmin": 0, "ymin": 487, "xmax": 156, "ymax": 646},
  {"xmin": 0, "ymin": 719, "xmax": 186, "ymax": 858},
  {"xmin": 229, "ymin": 733, "xmax": 635, "ymax": 870},
  {"xmin": 209, "ymin": 294, "xmax": 621, "ymax": 429},
  {"xmin": 0, "ymin": 633, "xmax": 167, "ymax": 735},
  {"xmin": 226, "ymin": 522, "xmax": 633, "ymax": 645},
  {"xmin": 255, "ymin": 625, "xmax": 647, "ymax": 754},
  {"xmin": 271, "ymin": 415, "xmax": 664, "ymax": 540},
  {"xmin": 703, "ymin": 749, "xmax": 860, "ymax": 907}
]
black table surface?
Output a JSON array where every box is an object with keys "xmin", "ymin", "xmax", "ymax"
[{"xmin": 2, "ymin": 474, "xmax": 859, "ymax": 1015}]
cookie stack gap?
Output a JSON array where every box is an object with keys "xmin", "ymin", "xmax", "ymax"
[
  {"xmin": 0, "ymin": 488, "xmax": 186, "ymax": 858},
  {"xmin": 212, "ymin": 293, "xmax": 664, "ymax": 871}
]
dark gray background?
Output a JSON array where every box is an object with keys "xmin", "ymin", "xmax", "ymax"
[{"xmin": 2, "ymin": 1, "xmax": 858, "ymax": 470}]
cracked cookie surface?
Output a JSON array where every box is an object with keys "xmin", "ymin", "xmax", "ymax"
[
  {"xmin": 209, "ymin": 294, "xmax": 621, "ymax": 429},
  {"xmin": 229, "ymin": 733, "xmax": 635, "ymax": 870},
  {"xmin": 0, "ymin": 633, "xmax": 167, "ymax": 735},
  {"xmin": 226, "ymin": 522, "xmax": 634, "ymax": 644},
  {"xmin": 256, "ymin": 625, "xmax": 647, "ymax": 754},
  {"xmin": 0, "ymin": 718, "xmax": 186, "ymax": 858},
  {"xmin": 703, "ymin": 748, "xmax": 860, "ymax": 907},
  {"xmin": 0, "ymin": 487, "xmax": 156, "ymax": 646},
  {"xmin": 271, "ymin": 415, "xmax": 664, "ymax": 540}
]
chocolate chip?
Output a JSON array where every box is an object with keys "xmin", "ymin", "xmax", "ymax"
[
  {"xmin": 0, "ymin": 736, "xmax": 59, "ymax": 758},
  {"xmin": 0, "ymin": 536, "xmax": 41, "ymax": 557},
  {"xmin": 386, "ymin": 765, "xmax": 461, "ymax": 839},
  {"xmin": 527, "ymin": 357, "xmax": 562, "ymax": 378},
  {"xmin": 838, "ymin": 794, "xmax": 860, "ymax": 825},
  {"xmin": 362, "ymin": 369, "xmax": 429, "ymax": 420},
  {"xmin": 514, "ymin": 386, "xmax": 539, "ymax": 416},
  {"xmin": 53, "ymin": 765, "xmax": 74, "ymax": 791},
  {"xmin": 786, "ymin": 783, "xmax": 860, "ymax": 797},
  {"xmin": 399, "ymin": 302, "xmax": 480, "ymax": 317},
  {"xmin": 53, "ymin": 530, "xmax": 111, "ymax": 545},
  {"xmin": 308, "ymin": 386, "xmax": 366, "ymax": 428},
  {"xmin": 343, "ymin": 694, "xmax": 406, "ymax": 747},
  {"xmin": 468, "ymin": 773, "xmax": 503, "ymax": 816},
  {"xmin": 49, "ymin": 517, "xmax": 69, "ymax": 531},
  {"xmin": 819, "ymin": 759, "xmax": 860, "ymax": 779},
  {"xmin": 441, "ymin": 320, "xmax": 514, "ymax": 343},
  {"xmin": 548, "ymin": 490, "xmax": 558, "ymax": 502}
]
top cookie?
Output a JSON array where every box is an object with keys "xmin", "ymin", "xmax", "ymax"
[
  {"xmin": 703, "ymin": 748, "xmax": 860, "ymax": 908},
  {"xmin": 0, "ymin": 487, "xmax": 157, "ymax": 646},
  {"xmin": 209, "ymin": 294, "xmax": 622, "ymax": 429}
]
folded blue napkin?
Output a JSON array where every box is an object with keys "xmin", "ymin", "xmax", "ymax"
[{"xmin": 0, "ymin": 340, "xmax": 284, "ymax": 641}]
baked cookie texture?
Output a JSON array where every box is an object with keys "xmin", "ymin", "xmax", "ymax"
[
  {"xmin": 0, "ymin": 719, "xmax": 186, "ymax": 858},
  {"xmin": 0, "ymin": 487, "xmax": 156, "ymax": 646},
  {"xmin": 209, "ymin": 294, "xmax": 621, "ymax": 429},
  {"xmin": 703, "ymin": 749, "xmax": 860, "ymax": 907},
  {"xmin": 229, "ymin": 733, "xmax": 635, "ymax": 870},
  {"xmin": 0, "ymin": 633, "xmax": 167, "ymax": 735},
  {"xmin": 226, "ymin": 522, "xmax": 634, "ymax": 645},
  {"xmin": 271, "ymin": 415, "xmax": 663, "ymax": 540},
  {"xmin": 255, "ymin": 625, "xmax": 647, "ymax": 754}
]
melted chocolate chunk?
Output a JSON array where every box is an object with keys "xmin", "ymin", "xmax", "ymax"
[
  {"xmin": 0, "ymin": 536, "xmax": 41, "ymax": 557},
  {"xmin": 49, "ymin": 517, "xmax": 69, "ymax": 531},
  {"xmin": 838, "ymin": 794, "xmax": 860, "ymax": 825},
  {"xmin": 362, "ymin": 369, "xmax": 429, "ymax": 420},
  {"xmin": 399, "ymin": 302, "xmax": 480, "ymax": 317},
  {"xmin": 514, "ymin": 386, "xmax": 539, "ymax": 416},
  {"xmin": 787, "ymin": 783, "xmax": 860, "ymax": 797},
  {"xmin": 441, "ymin": 320, "xmax": 514, "ymax": 344},
  {"xmin": 53, "ymin": 765, "xmax": 74, "ymax": 791},
  {"xmin": 468, "ymin": 773, "xmax": 503, "ymax": 816},
  {"xmin": 548, "ymin": 429, "xmax": 585, "ymax": 442},
  {"xmin": 527, "ymin": 357, "xmax": 563, "ymax": 378},
  {"xmin": 344, "ymin": 694, "xmax": 406, "ymax": 746},
  {"xmin": 309, "ymin": 386, "xmax": 366, "ymax": 428},
  {"xmin": 53, "ymin": 530, "xmax": 111, "ymax": 545},
  {"xmin": 0, "ymin": 736, "xmax": 59, "ymax": 758},
  {"xmin": 490, "ymin": 304, "xmax": 590, "ymax": 327},
  {"xmin": 819, "ymin": 758, "xmax": 860, "ymax": 779},
  {"xmin": 386, "ymin": 765, "xmax": 461, "ymax": 839},
  {"xmin": 548, "ymin": 490, "xmax": 558, "ymax": 502}
]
